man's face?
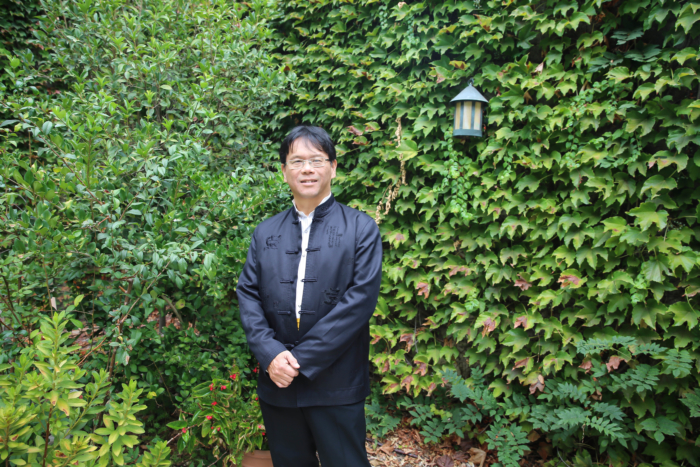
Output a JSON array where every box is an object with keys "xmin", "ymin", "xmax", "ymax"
[{"xmin": 281, "ymin": 138, "xmax": 337, "ymax": 200}]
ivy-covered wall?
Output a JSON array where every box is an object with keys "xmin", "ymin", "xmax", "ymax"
[
  {"xmin": 0, "ymin": 0, "xmax": 44, "ymax": 87},
  {"xmin": 267, "ymin": 0, "xmax": 700, "ymax": 463}
]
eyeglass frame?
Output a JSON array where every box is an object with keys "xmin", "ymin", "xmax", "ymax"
[{"xmin": 284, "ymin": 158, "xmax": 331, "ymax": 169}]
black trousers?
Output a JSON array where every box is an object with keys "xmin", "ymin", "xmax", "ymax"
[{"xmin": 259, "ymin": 398, "xmax": 371, "ymax": 467}]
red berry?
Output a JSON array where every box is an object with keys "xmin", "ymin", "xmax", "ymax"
[
  {"xmin": 221, "ymin": 385, "xmax": 226, "ymax": 390},
  {"xmin": 212, "ymin": 402, "xmax": 217, "ymax": 406},
  {"xmin": 217, "ymin": 427, "xmax": 221, "ymax": 432},
  {"xmin": 209, "ymin": 384, "xmax": 214, "ymax": 391},
  {"xmin": 182, "ymin": 428, "xmax": 187, "ymax": 433},
  {"xmin": 206, "ymin": 415, "xmax": 213, "ymax": 420}
]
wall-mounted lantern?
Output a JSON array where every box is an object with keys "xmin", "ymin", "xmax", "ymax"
[{"xmin": 450, "ymin": 78, "xmax": 488, "ymax": 137}]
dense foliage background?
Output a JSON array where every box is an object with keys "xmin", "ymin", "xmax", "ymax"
[
  {"xmin": 267, "ymin": 0, "xmax": 700, "ymax": 465},
  {"xmin": 1, "ymin": 0, "xmax": 292, "ymax": 465},
  {"xmin": 4, "ymin": 0, "xmax": 700, "ymax": 465}
]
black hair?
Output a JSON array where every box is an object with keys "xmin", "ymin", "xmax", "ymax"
[{"xmin": 279, "ymin": 125, "xmax": 336, "ymax": 164}]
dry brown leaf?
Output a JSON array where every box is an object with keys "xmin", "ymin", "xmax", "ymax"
[
  {"xmin": 416, "ymin": 282, "xmax": 430, "ymax": 299},
  {"xmin": 481, "ymin": 318, "xmax": 496, "ymax": 337},
  {"xmin": 514, "ymin": 278, "xmax": 532, "ymax": 290},
  {"xmin": 379, "ymin": 441, "xmax": 394, "ymax": 454},
  {"xmin": 449, "ymin": 266, "xmax": 471, "ymax": 277},
  {"xmin": 606, "ymin": 355, "xmax": 625, "ymax": 373},
  {"xmin": 399, "ymin": 333, "xmax": 415, "ymax": 352},
  {"xmin": 513, "ymin": 357, "xmax": 529, "ymax": 370},
  {"xmin": 468, "ymin": 448, "xmax": 487, "ymax": 467},
  {"xmin": 530, "ymin": 375, "xmax": 545, "ymax": 394},
  {"xmin": 558, "ymin": 274, "xmax": 580, "ymax": 287},
  {"xmin": 347, "ymin": 125, "xmax": 363, "ymax": 136},
  {"xmin": 514, "ymin": 316, "xmax": 528, "ymax": 329}
]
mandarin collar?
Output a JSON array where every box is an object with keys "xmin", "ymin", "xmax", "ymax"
[{"xmin": 291, "ymin": 193, "xmax": 336, "ymax": 223}]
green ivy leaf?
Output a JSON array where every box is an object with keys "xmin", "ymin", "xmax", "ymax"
[
  {"xmin": 641, "ymin": 256, "xmax": 671, "ymax": 283},
  {"xmin": 629, "ymin": 203, "xmax": 668, "ymax": 230},
  {"xmin": 669, "ymin": 302, "xmax": 700, "ymax": 330},
  {"xmin": 641, "ymin": 175, "xmax": 677, "ymax": 199},
  {"xmin": 632, "ymin": 301, "xmax": 666, "ymax": 328}
]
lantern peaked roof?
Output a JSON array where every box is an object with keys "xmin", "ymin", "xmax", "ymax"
[{"xmin": 450, "ymin": 83, "xmax": 488, "ymax": 104}]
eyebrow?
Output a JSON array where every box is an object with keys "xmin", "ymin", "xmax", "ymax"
[{"xmin": 287, "ymin": 153, "xmax": 325, "ymax": 159}]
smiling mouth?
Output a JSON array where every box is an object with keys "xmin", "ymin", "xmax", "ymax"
[{"xmin": 300, "ymin": 180, "xmax": 317, "ymax": 185}]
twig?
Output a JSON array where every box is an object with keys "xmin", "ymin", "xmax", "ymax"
[
  {"xmin": 557, "ymin": 449, "xmax": 573, "ymax": 467},
  {"xmin": 206, "ymin": 451, "xmax": 228, "ymax": 467},
  {"xmin": 365, "ymin": 438, "xmax": 419, "ymax": 459},
  {"xmin": 78, "ymin": 334, "xmax": 109, "ymax": 366},
  {"xmin": 2, "ymin": 276, "xmax": 31, "ymax": 341},
  {"xmin": 166, "ymin": 430, "xmax": 184, "ymax": 445},
  {"xmin": 161, "ymin": 295, "xmax": 186, "ymax": 326},
  {"xmin": 42, "ymin": 406, "xmax": 53, "ymax": 467}
]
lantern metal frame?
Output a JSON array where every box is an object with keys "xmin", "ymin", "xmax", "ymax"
[{"xmin": 450, "ymin": 78, "xmax": 489, "ymax": 137}]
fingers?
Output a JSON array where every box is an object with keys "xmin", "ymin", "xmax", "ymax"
[
  {"xmin": 271, "ymin": 371, "xmax": 294, "ymax": 387},
  {"xmin": 277, "ymin": 363, "xmax": 299, "ymax": 378},
  {"xmin": 267, "ymin": 351, "xmax": 302, "ymax": 388},
  {"xmin": 273, "ymin": 376, "xmax": 292, "ymax": 387},
  {"xmin": 284, "ymin": 351, "xmax": 300, "ymax": 369}
]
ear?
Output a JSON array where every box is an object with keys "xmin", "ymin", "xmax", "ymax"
[
  {"xmin": 281, "ymin": 164, "xmax": 287, "ymax": 183},
  {"xmin": 330, "ymin": 159, "xmax": 338, "ymax": 179}
]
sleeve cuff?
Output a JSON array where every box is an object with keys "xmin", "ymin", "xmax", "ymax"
[{"xmin": 259, "ymin": 340, "xmax": 288, "ymax": 372}]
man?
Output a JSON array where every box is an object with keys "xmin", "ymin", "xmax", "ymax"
[{"xmin": 236, "ymin": 125, "xmax": 383, "ymax": 467}]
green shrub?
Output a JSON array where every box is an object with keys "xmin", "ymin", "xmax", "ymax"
[
  {"xmin": 0, "ymin": 311, "xmax": 171, "ymax": 467},
  {"xmin": 0, "ymin": 0, "xmax": 291, "ymax": 428},
  {"xmin": 1, "ymin": 0, "xmax": 293, "ymax": 462},
  {"xmin": 267, "ymin": 0, "xmax": 700, "ymax": 463},
  {"xmin": 167, "ymin": 370, "xmax": 266, "ymax": 466}
]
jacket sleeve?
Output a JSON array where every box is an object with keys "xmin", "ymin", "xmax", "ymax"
[
  {"xmin": 237, "ymin": 230, "xmax": 288, "ymax": 371},
  {"xmin": 291, "ymin": 218, "xmax": 383, "ymax": 381}
]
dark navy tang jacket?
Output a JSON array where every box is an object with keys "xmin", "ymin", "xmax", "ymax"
[{"xmin": 236, "ymin": 194, "xmax": 383, "ymax": 408}]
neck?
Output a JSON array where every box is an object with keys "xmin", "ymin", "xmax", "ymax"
[{"xmin": 294, "ymin": 189, "xmax": 331, "ymax": 216}]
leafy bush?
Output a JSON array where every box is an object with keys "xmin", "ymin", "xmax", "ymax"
[
  {"xmin": 365, "ymin": 387, "xmax": 402, "ymax": 440},
  {"xmin": 268, "ymin": 0, "xmax": 700, "ymax": 463},
  {"xmin": 1, "ymin": 0, "xmax": 292, "ymax": 462},
  {"xmin": 0, "ymin": 311, "xmax": 171, "ymax": 467},
  {"xmin": 168, "ymin": 370, "xmax": 266, "ymax": 466},
  {"xmin": 0, "ymin": 0, "xmax": 290, "ymax": 387}
]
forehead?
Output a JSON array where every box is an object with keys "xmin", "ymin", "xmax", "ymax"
[{"xmin": 288, "ymin": 137, "xmax": 328, "ymax": 158}]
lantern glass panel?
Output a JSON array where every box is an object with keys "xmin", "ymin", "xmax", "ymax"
[
  {"xmin": 453, "ymin": 102, "xmax": 460, "ymax": 131},
  {"xmin": 452, "ymin": 100, "xmax": 483, "ymax": 137}
]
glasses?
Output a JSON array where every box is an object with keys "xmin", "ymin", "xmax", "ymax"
[{"xmin": 285, "ymin": 158, "xmax": 329, "ymax": 169}]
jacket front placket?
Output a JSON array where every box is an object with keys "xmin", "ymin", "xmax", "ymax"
[
  {"xmin": 297, "ymin": 214, "xmax": 324, "ymax": 336},
  {"xmin": 281, "ymin": 214, "xmax": 303, "ymax": 346}
]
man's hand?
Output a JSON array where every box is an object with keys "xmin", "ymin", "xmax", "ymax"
[{"xmin": 267, "ymin": 351, "xmax": 300, "ymax": 388}]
